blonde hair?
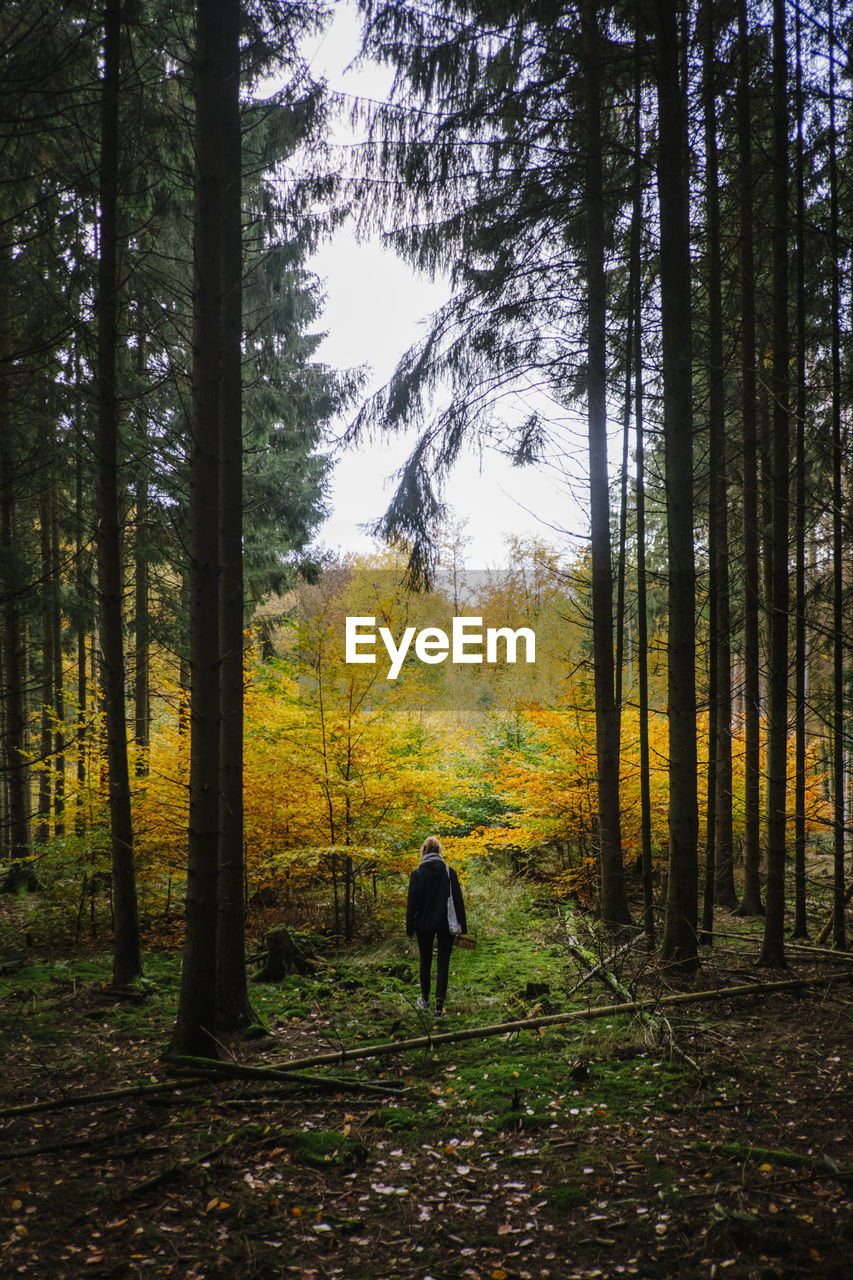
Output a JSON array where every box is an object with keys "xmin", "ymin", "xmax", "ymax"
[{"xmin": 420, "ymin": 835, "xmax": 443, "ymax": 858}]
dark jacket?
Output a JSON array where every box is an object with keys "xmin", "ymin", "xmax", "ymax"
[{"xmin": 406, "ymin": 858, "xmax": 467, "ymax": 937}]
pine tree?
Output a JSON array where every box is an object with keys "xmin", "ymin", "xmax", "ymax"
[
  {"xmin": 759, "ymin": 0, "xmax": 790, "ymax": 970},
  {"xmin": 650, "ymin": 0, "xmax": 699, "ymax": 971},
  {"xmin": 170, "ymin": 0, "xmax": 232, "ymax": 1057},
  {"xmin": 97, "ymin": 0, "xmax": 142, "ymax": 986},
  {"xmin": 169, "ymin": 0, "xmax": 338, "ymax": 1052}
]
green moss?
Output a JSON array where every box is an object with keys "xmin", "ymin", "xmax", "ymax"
[
  {"xmin": 484, "ymin": 1108, "xmax": 557, "ymax": 1135},
  {"xmin": 281, "ymin": 1003, "xmax": 310, "ymax": 1019},
  {"xmin": 546, "ymin": 1182, "xmax": 586, "ymax": 1210},
  {"xmin": 282, "ymin": 1128, "xmax": 368, "ymax": 1169},
  {"xmin": 373, "ymin": 1105, "xmax": 422, "ymax": 1132}
]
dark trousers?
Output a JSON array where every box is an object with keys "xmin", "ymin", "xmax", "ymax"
[{"xmin": 417, "ymin": 927, "xmax": 454, "ymax": 1004}]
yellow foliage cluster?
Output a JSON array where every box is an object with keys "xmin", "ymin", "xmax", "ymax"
[
  {"xmin": 127, "ymin": 555, "xmax": 462, "ymax": 923},
  {"xmin": 451, "ymin": 688, "xmax": 832, "ymax": 883},
  {"xmin": 29, "ymin": 540, "xmax": 837, "ymax": 938}
]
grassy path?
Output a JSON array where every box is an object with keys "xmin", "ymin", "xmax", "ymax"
[{"xmin": 0, "ymin": 869, "xmax": 851, "ymax": 1277}]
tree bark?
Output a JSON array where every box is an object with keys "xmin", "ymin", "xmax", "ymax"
[
  {"xmin": 701, "ymin": 0, "xmax": 735, "ymax": 911},
  {"xmin": 702, "ymin": 559, "xmax": 717, "ymax": 943},
  {"xmin": 51, "ymin": 503, "xmax": 65, "ymax": 837},
  {"xmin": 134, "ymin": 462, "xmax": 150, "ymax": 778},
  {"xmin": 97, "ymin": 0, "xmax": 141, "ymax": 986},
  {"xmin": 75, "ymin": 436, "xmax": 88, "ymax": 839},
  {"xmin": 652, "ymin": 0, "xmax": 699, "ymax": 970},
  {"xmin": 171, "ymin": 0, "xmax": 230, "ymax": 1056},
  {"xmin": 791, "ymin": 1, "xmax": 808, "ymax": 939},
  {"xmin": 734, "ymin": 0, "xmax": 763, "ymax": 919},
  {"xmin": 615, "ymin": 301, "xmax": 632, "ymax": 718},
  {"xmin": 827, "ymin": 0, "xmax": 846, "ymax": 953},
  {"xmin": 630, "ymin": 56, "xmax": 654, "ymax": 945},
  {"xmin": 581, "ymin": 0, "xmax": 630, "ymax": 927},
  {"xmin": 216, "ymin": 0, "xmax": 255, "ymax": 1030},
  {"xmin": 0, "ymin": 246, "xmax": 31, "ymax": 862},
  {"xmin": 759, "ymin": 0, "xmax": 790, "ymax": 969},
  {"xmin": 37, "ymin": 443, "xmax": 55, "ymax": 846},
  {"xmin": 701, "ymin": 26, "xmax": 718, "ymax": 937}
]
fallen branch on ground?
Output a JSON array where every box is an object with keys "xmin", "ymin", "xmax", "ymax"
[
  {"xmin": 0, "ymin": 1057, "xmax": 405, "ymax": 1121},
  {"xmin": 266, "ymin": 973, "xmax": 853, "ymax": 1073},
  {"xmin": 690, "ymin": 1140, "xmax": 852, "ymax": 1188},
  {"xmin": 1, "ymin": 1120, "xmax": 161, "ymax": 1160},
  {"xmin": 164, "ymin": 1054, "xmax": 406, "ymax": 1095},
  {"xmin": 785, "ymin": 939, "xmax": 853, "ymax": 961},
  {"xmin": 711, "ymin": 930, "xmax": 853, "ymax": 963},
  {"xmin": 0, "ymin": 1078, "xmax": 209, "ymax": 1119}
]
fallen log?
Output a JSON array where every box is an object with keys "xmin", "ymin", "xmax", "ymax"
[
  {"xmin": 688, "ymin": 1140, "xmax": 852, "ymax": 1189},
  {"xmin": 784, "ymin": 939, "xmax": 853, "ymax": 962},
  {"xmin": 711, "ymin": 929, "xmax": 853, "ymax": 962},
  {"xmin": 0, "ymin": 1059, "xmax": 405, "ymax": 1120},
  {"xmin": 164, "ymin": 1054, "xmax": 406, "ymax": 1095},
  {"xmin": 4, "ymin": 976, "xmax": 847, "ymax": 1120},
  {"xmin": 0, "ymin": 1078, "xmax": 209, "ymax": 1119},
  {"xmin": 267, "ymin": 973, "xmax": 853, "ymax": 1073}
]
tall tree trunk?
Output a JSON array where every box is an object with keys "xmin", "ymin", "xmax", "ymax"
[
  {"xmin": 630, "ymin": 45, "xmax": 654, "ymax": 945},
  {"xmin": 653, "ymin": 0, "xmax": 698, "ymax": 970},
  {"xmin": 734, "ymin": 0, "xmax": 763, "ymax": 918},
  {"xmin": 791, "ymin": 0, "xmax": 808, "ymax": 939},
  {"xmin": 178, "ymin": 568, "xmax": 190, "ymax": 734},
  {"xmin": 759, "ymin": 0, "xmax": 790, "ymax": 969},
  {"xmin": 170, "ymin": 0, "xmax": 227, "ymax": 1057},
  {"xmin": 75, "ymin": 437, "xmax": 88, "ymax": 838},
  {"xmin": 635, "ymin": 327, "xmax": 654, "ymax": 947},
  {"xmin": 700, "ymin": 0, "xmax": 718, "ymax": 940},
  {"xmin": 134, "ymin": 400, "xmax": 150, "ymax": 778},
  {"xmin": 35, "ymin": 483, "xmax": 66, "ymax": 844},
  {"xmin": 701, "ymin": 0, "xmax": 736, "ymax": 911},
  {"xmin": 581, "ymin": 0, "xmax": 630, "ymax": 927},
  {"xmin": 615, "ymin": 302, "xmax": 632, "ymax": 718},
  {"xmin": 828, "ymin": 0, "xmax": 846, "ymax": 953},
  {"xmin": 98, "ymin": 0, "xmax": 141, "ymax": 987},
  {"xmin": 0, "ymin": 246, "xmax": 30, "ymax": 862},
  {"xmin": 37, "ymin": 447, "xmax": 55, "ymax": 846},
  {"xmin": 36, "ymin": 413, "xmax": 65, "ymax": 843},
  {"xmin": 51, "ymin": 504, "xmax": 65, "ymax": 837},
  {"xmin": 216, "ymin": 0, "xmax": 254, "ymax": 1030},
  {"xmin": 701, "ymin": 560, "xmax": 717, "ymax": 943}
]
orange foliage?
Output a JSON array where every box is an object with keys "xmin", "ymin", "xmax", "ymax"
[{"xmin": 30, "ymin": 541, "xmax": 836, "ymax": 934}]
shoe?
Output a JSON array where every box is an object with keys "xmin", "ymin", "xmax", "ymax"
[
  {"xmin": 435, "ymin": 1003, "xmax": 446, "ymax": 1019},
  {"xmin": 416, "ymin": 995, "xmax": 429, "ymax": 1010}
]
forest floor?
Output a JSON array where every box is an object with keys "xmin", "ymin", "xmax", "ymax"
[{"xmin": 0, "ymin": 871, "xmax": 851, "ymax": 1280}]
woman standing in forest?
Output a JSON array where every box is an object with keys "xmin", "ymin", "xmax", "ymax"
[{"xmin": 406, "ymin": 835, "xmax": 467, "ymax": 1018}]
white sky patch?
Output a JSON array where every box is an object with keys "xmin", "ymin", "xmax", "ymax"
[{"xmin": 304, "ymin": 1, "xmax": 591, "ymax": 568}]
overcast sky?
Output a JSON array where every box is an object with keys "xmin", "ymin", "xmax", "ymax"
[{"xmin": 304, "ymin": 2, "xmax": 589, "ymax": 570}]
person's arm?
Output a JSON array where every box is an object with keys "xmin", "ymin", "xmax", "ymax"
[
  {"xmin": 450, "ymin": 868, "xmax": 467, "ymax": 934},
  {"xmin": 406, "ymin": 869, "xmax": 419, "ymax": 937}
]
